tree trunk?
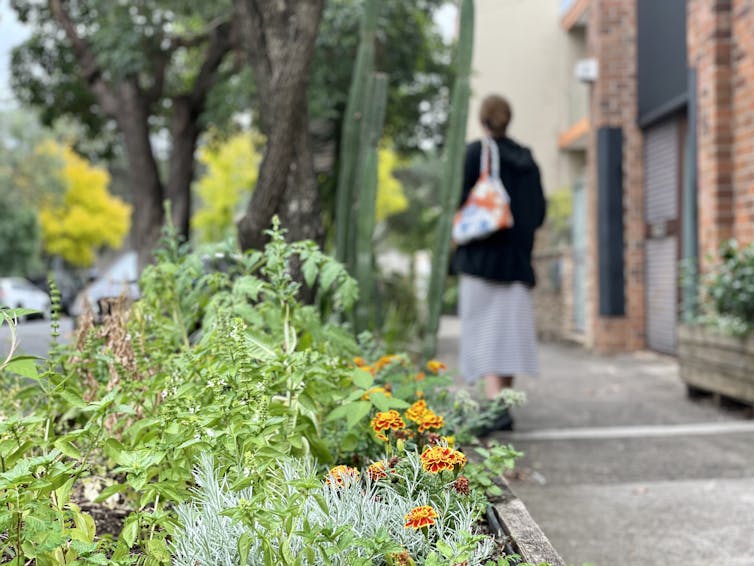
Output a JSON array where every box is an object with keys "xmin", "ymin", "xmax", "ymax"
[
  {"xmin": 115, "ymin": 82, "xmax": 165, "ymax": 270},
  {"xmin": 278, "ymin": 111, "xmax": 324, "ymax": 244},
  {"xmin": 48, "ymin": 0, "xmax": 234, "ymax": 268},
  {"xmin": 235, "ymin": 0, "xmax": 325, "ymax": 252},
  {"xmin": 166, "ymin": 96, "xmax": 201, "ymax": 239}
]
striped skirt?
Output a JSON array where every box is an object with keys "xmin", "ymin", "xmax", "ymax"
[{"xmin": 459, "ymin": 275, "xmax": 540, "ymax": 384}]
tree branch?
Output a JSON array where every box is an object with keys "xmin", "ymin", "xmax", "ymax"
[
  {"xmin": 188, "ymin": 20, "xmax": 235, "ymax": 107},
  {"xmin": 47, "ymin": 0, "xmax": 120, "ymax": 115},
  {"xmin": 144, "ymin": 47, "xmax": 169, "ymax": 105},
  {"xmin": 234, "ymin": 0, "xmax": 273, "ymax": 130}
]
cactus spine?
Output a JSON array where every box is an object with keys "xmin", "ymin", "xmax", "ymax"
[
  {"xmin": 353, "ymin": 73, "xmax": 389, "ymax": 332},
  {"xmin": 423, "ymin": 0, "xmax": 475, "ymax": 359},
  {"xmin": 335, "ymin": 0, "xmax": 378, "ymax": 271}
]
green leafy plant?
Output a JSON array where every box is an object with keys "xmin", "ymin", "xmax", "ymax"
[
  {"xmin": 0, "ymin": 308, "xmax": 111, "ymax": 565},
  {"xmin": 0, "ymin": 216, "xmax": 528, "ymax": 564},
  {"xmin": 698, "ymin": 240, "xmax": 754, "ymax": 336},
  {"xmin": 464, "ymin": 442, "xmax": 523, "ymax": 502}
]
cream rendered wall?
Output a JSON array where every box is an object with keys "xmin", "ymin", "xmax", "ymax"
[{"xmin": 467, "ymin": 0, "xmax": 566, "ymax": 195}]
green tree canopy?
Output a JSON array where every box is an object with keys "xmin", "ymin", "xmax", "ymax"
[
  {"xmin": 0, "ymin": 111, "xmax": 58, "ymax": 277},
  {"xmin": 0, "ymin": 188, "xmax": 41, "ymax": 277},
  {"xmin": 11, "ymin": 0, "xmax": 239, "ymax": 266},
  {"xmin": 312, "ymin": 0, "xmax": 453, "ymax": 154}
]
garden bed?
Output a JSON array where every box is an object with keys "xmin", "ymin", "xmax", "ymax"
[
  {"xmin": 0, "ymin": 226, "xmax": 559, "ymax": 565},
  {"xmin": 488, "ymin": 479, "xmax": 566, "ymax": 566},
  {"xmin": 678, "ymin": 324, "xmax": 754, "ymax": 405}
]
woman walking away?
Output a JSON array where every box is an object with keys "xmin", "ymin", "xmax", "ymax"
[{"xmin": 453, "ymin": 94, "xmax": 546, "ymax": 433}]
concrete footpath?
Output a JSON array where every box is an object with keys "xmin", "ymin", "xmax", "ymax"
[{"xmin": 437, "ymin": 316, "xmax": 754, "ymax": 566}]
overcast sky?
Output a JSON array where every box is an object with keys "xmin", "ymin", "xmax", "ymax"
[
  {"xmin": 0, "ymin": 6, "xmax": 29, "ymax": 108},
  {"xmin": 0, "ymin": 3, "xmax": 457, "ymax": 109}
]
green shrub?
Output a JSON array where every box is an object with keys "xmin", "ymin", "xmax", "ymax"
[{"xmin": 701, "ymin": 240, "xmax": 754, "ymax": 336}]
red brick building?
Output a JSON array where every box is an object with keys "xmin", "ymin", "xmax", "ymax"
[{"xmin": 556, "ymin": 0, "xmax": 754, "ymax": 353}]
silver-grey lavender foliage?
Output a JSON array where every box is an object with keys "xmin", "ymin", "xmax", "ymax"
[{"xmin": 171, "ymin": 452, "xmax": 495, "ymax": 565}]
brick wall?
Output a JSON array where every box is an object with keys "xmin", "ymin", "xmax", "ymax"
[
  {"xmin": 687, "ymin": 0, "xmax": 735, "ymax": 268},
  {"xmin": 732, "ymin": 0, "xmax": 754, "ymax": 244},
  {"xmin": 586, "ymin": 0, "xmax": 646, "ymax": 352},
  {"xmin": 688, "ymin": 0, "xmax": 754, "ymax": 262}
]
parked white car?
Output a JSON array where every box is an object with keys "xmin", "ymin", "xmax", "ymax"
[{"xmin": 0, "ymin": 277, "xmax": 51, "ymax": 319}]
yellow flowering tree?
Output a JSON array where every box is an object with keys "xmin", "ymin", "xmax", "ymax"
[
  {"xmin": 191, "ymin": 132, "xmax": 264, "ymax": 243},
  {"xmin": 376, "ymin": 146, "xmax": 409, "ymax": 223},
  {"xmin": 37, "ymin": 141, "xmax": 131, "ymax": 267}
]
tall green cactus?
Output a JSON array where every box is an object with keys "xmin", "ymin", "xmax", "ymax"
[
  {"xmin": 423, "ymin": 0, "xmax": 475, "ymax": 359},
  {"xmin": 353, "ymin": 73, "xmax": 389, "ymax": 332},
  {"xmin": 335, "ymin": 0, "xmax": 378, "ymax": 270}
]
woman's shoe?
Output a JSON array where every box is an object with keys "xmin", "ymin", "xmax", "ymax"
[
  {"xmin": 493, "ymin": 409, "xmax": 514, "ymax": 431},
  {"xmin": 469, "ymin": 407, "xmax": 514, "ymax": 437}
]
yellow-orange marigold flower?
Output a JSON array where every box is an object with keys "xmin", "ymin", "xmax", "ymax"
[
  {"xmin": 326, "ymin": 465, "xmax": 360, "ymax": 487},
  {"xmin": 449, "ymin": 449, "xmax": 467, "ymax": 467},
  {"xmin": 353, "ymin": 356, "xmax": 368, "ymax": 367},
  {"xmin": 415, "ymin": 371, "xmax": 426, "ymax": 381},
  {"xmin": 387, "ymin": 550, "xmax": 414, "ymax": 566},
  {"xmin": 371, "ymin": 410, "xmax": 406, "ymax": 435},
  {"xmin": 426, "ymin": 359, "xmax": 446, "ymax": 373},
  {"xmin": 420, "ymin": 445, "xmax": 466, "ymax": 474},
  {"xmin": 367, "ymin": 460, "xmax": 389, "ymax": 481},
  {"xmin": 404, "ymin": 505, "xmax": 438, "ymax": 529},
  {"xmin": 405, "ymin": 400, "xmax": 428, "ymax": 423},
  {"xmin": 417, "ymin": 411, "xmax": 444, "ymax": 433},
  {"xmin": 362, "ymin": 386, "xmax": 393, "ymax": 400},
  {"xmin": 371, "ymin": 354, "xmax": 398, "ymax": 373}
]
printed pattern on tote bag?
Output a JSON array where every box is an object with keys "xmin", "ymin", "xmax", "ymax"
[{"xmin": 452, "ymin": 137, "xmax": 514, "ymax": 245}]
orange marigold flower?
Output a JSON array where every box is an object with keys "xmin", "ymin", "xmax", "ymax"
[
  {"xmin": 388, "ymin": 550, "xmax": 414, "ymax": 566},
  {"xmin": 418, "ymin": 411, "xmax": 444, "ymax": 433},
  {"xmin": 426, "ymin": 359, "xmax": 446, "ymax": 373},
  {"xmin": 404, "ymin": 505, "xmax": 438, "ymax": 529},
  {"xmin": 362, "ymin": 386, "xmax": 393, "ymax": 400},
  {"xmin": 371, "ymin": 354, "xmax": 398, "ymax": 373},
  {"xmin": 405, "ymin": 400, "xmax": 428, "ymax": 423},
  {"xmin": 371, "ymin": 410, "xmax": 406, "ymax": 435},
  {"xmin": 415, "ymin": 371, "xmax": 426, "ymax": 381},
  {"xmin": 367, "ymin": 460, "xmax": 389, "ymax": 481},
  {"xmin": 326, "ymin": 465, "xmax": 360, "ymax": 487},
  {"xmin": 353, "ymin": 356, "xmax": 368, "ymax": 367},
  {"xmin": 420, "ymin": 445, "xmax": 466, "ymax": 474},
  {"xmin": 449, "ymin": 449, "xmax": 467, "ymax": 467}
]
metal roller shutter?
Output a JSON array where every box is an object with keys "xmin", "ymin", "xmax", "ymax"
[
  {"xmin": 646, "ymin": 237, "xmax": 677, "ymax": 353},
  {"xmin": 644, "ymin": 117, "xmax": 680, "ymax": 354}
]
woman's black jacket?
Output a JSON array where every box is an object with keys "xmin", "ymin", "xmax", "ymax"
[{"xmin": 452, "ymin": 137, "xmax": 546, "ymax": 287}]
